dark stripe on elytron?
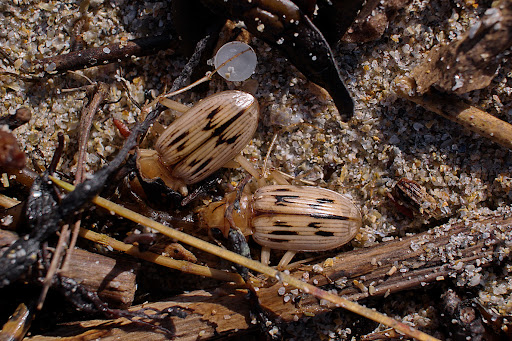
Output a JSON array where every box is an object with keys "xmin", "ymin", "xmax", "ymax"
[
  {"xmin": 212, "ymin": 110, "xmax": 245, "ymax": 138},
  {"xmin": 269, "ymin": 230, "xmax": 298, "ymax": 236},
  {"xmin": 216, "ymin": 132, "xmax": 240, "ymax": 147},
  {"xmin": 170, "ymin": 130, "xmax": 189, "ymax": 146},
  {"xmin": 186, "ymin": 156, "xmax": 213, "ymax": 172},
  {"xmin": 181, "ymin": 111, "xmax": 243, "ymax": 167},
  {"xmin": 273, "ymin": 221, "xmax": 293, "ymax": 228},
  {"xmin": 176, "ymin": 142, "xmax": 186, "ymax": 152},
  {"xmin": 193, "ymin": 157, "xmax": 214, "ymax": 173},
  {"xmin": 206, "ymin": 107, "xmax": 221, "ymax": 121},
  {"xmin": 315, "ymin": 231, "xmax": 334, "ymax": 237},
  {"xmin": 161, "ymin": 130, "xmax": 190, "ymax": 152},
  {"xmin": 203, "ymin": 107, "xmax": 244, "ymax": 133},
  {"xmin": 266, "ymin": 238, "xmax": 288, "ymax": 243},
  {"xmin": 274, "ymin": 187, "xmax": 292, "ymax": 192},
  {"xmin": 308, "ymin": 199, "xmax": 335, "ymax": 208},
  {"xmin": 308, "ymin": 222, "xmax": 322, "ymax": 228},
  {"xmin": 274, "ymin": 195, "xmax": 300, "ymax": 205},
  {"xmin": 187, "ymin": 157, "xmax": 201, "ymax": 168},
  {"xmin": 309, "ymin": 213, "xmax": 349, "ymax": 220}
]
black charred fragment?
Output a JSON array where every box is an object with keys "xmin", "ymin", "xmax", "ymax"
[
  {"xmin": 0, "ymin": 105, "xmax": 165, "ymax": 288},
  {"xmin": 0, "ymin": 173, "xmax": 59, "ymax": 288},
  {"xmin": 227, "ymin": 228, "xmax": 251, "ymax": 281},
  {"xmin": 200, "ymin": 0, "xmax": 355, "ymax": 118},
  {"xmin": 314, "ymin": 0, "xmax": 372, "ymax": 45}
]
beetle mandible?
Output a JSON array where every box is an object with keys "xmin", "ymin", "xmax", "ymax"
[{"xmin": 136, "ymin": 90, "xmax": 260, "ymax": 196}]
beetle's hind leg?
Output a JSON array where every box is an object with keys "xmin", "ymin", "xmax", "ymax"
[
  {"xmin": 260, "ymin": 246, "xmax": 271, "ymax": 266},
  {"xmin": 260, "ymin": 248, "xmax": 297, "ymax": 269},
  {"xmin": 277, "ymin": 251, "xmax": 296, "ymax": 270}
]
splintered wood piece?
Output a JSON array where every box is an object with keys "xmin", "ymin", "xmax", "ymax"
[
  {"xmin": 59, "ymin": 248, "xmax": 139, "ymax": 309},
  {"xmin": 25, "ymin": 288, "xmax": 251, "ymax": 341},
  {"xmin": 24, "ymin": 213, "xmax": 511, "ymax": 340}
]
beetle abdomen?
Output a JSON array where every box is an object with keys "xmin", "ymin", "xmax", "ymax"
[
  {"xmin": 251, "ymin": 185, "xmax": 361, "ymax": 252},
  {"xmin": 155, "ymin": 90, "xmax": 259, "ymax": 184}
]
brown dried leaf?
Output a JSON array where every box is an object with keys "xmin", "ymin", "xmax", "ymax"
[{"xmin": 411, "ymin": 0, "xmax": 512, "ymax": 94}]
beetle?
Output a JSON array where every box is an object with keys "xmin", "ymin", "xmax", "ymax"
[
  {"xmin": 136, "ymin": 90, "xmax": 260, "ymax": 196},
  {"xmin": 197, "ymin": 177, "xmax": 362, "ymax": 269},
  {"xmin": 387, "ymin": 178, "xmax": 441, "ymax": 219}
]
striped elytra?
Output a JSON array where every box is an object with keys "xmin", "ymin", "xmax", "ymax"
[
  {"xmin": 251, "ymin": 185, "xmax": 361, "ymax": 252},
  {"xmin": 198, "ymin": 184, "xmax": 361, "ymax": 256},
  {"xmin": 137, "ymin": 91, "xmax": 259, "ymax": 195}
]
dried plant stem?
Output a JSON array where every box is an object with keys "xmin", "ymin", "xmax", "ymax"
[
  {"xmin": 63, "ymin": 83, "xmax": 109, "ymax": 265},
  {"xmin": 51, "ymin": 176, "xmax": 439, "ymax": 341},
  {"xmin": 394, "ymin": 76, "xmax": 512, "ymax": 150},
  {"xmin": 78, "ymin": 228, "xmax": 244, "ymax": 284},
  {"xmin": 33, "ymin": 35, "xmax": 179, "ymax": 74},
  {"xmin": 76, "ymin": 82, "xmax": 109, "ymax": 182}
]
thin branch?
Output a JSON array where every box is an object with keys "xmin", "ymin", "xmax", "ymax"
[
  {"xmin": 394, "ymin": 76, "xmax": 512, "ymax": 150},
  {"xmin": 32, "ymin": 35, "xmax": 179, "ymax": 74}
]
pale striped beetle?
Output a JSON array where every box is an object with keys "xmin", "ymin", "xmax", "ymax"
[
  {"xmin": 197, "ymin": 166, "xmax": 362, "ymax": 269},
  {"xmin": 136, "ymin": 90, "xmax": 259, "ymax": 196}
]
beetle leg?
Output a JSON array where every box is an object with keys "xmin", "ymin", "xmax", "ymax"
[
  {"xmin": 234, "ymin": 154, "xmax": 264, "ymax": 185},
  {"xmin": 158, "ymin": 97, "xmax": 190, "ymax": 115},
  {"xmin": 277, "ymin": 250, "xmax": 296, "ymax": 270},
  {"xmin": 260, "ymin": 246, "xmax": 271, "ymax": 265},
  {"xmin": 267, "ymin": 169, "xmax": 290, "ymax": 186}
]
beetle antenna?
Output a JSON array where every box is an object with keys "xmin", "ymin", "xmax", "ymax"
[
  {"xmin": 262, "ymin": 132, "xmax": 278, "ymax": 180},
  {"xmin": 159, "ymin": 48, "xmax": 252, "ymax": 99}
]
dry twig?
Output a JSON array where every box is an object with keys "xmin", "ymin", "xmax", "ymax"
[{"xmin": 394, "ymin": 76, "xmax": 512, "ymax": 150}]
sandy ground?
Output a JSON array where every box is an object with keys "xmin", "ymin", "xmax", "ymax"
[{"xmin": 1, "ymin": 0, "xmax": 512, "ymax": 339}]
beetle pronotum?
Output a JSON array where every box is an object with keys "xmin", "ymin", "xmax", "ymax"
[
  {"xmin": 197, "ymin": 159, "xmax": 362, "ymax": 269},
  {"xmin": 136, "ymin": 90, "xmax": 260, "ymax": 196}
]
